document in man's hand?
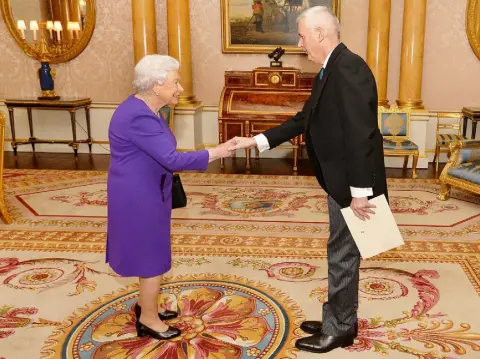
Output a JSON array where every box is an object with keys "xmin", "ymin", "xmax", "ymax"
[{"xmin": 340, "ymin": 194, "xmax": 404, "ymax": 259}]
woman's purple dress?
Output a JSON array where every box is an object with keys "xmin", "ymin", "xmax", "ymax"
[{"xmin": 106, "ymin": 95, "xmax": 209, "ymax": 277}]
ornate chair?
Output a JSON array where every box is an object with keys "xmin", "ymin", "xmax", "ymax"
[
  {"xmin": 0, "ymin": 111, "xmax": 13, "ymax": 224},
  {"xmin": 378, "ymin": 105, "xmax": 419, "ymax": 179},
  {"xmin": 433, "ymin": 112, "xmax": 464, "ymax": 174},
  {"xmin": 438, "ymin": 139, "xmax": 480, "ymax": 200}
]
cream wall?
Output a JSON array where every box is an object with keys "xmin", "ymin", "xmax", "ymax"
[{"xmin": 422, "ymin": 0, "xmax": 480, "ymax": 109}]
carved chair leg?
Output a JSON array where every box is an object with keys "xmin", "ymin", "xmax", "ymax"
[
  {"xmin": 0, "ymin": 198, "xmax": 12, "ymax": 224},
  {"xmin": 403, "ymin": 156, "xmax": 409, "ymax": 169},
  {"xmin": 0, "ymin": 210, "xmax": 13, "ymax": 224},
  {"xmin": 293, "ymin": 148, "xmax": 298, "ymax": 173},
  {"xmin": 434, "ymin": 145, "xmax": 440, "ymax": 175},
  {"xmin": 438, "ymin": 181, "xmax": 451, "ymax": 201},
  {"xmin": 412, "ymin": 153, "xmax": 419, "ymax": 179}
]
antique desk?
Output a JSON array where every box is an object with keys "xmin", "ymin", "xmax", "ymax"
[
  {"xmin": 4, "ymin": 98, "xmax": 92, "ymax": 156},
  {"xmin": 462, "ymin": 107, "xmax": 480, "ymax": 139},
  {"xmin": 218, "ymin": 67, "xmax": 315, "ymax": 171}
]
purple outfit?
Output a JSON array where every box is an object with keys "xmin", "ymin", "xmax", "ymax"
[{"xmin": 106, "ymin": 95, "xmax": 209, "ymax": 277}]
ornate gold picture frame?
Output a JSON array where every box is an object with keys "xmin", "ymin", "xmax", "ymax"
[
  {"xmin": 0, "ymin": 0, "xmax": 96, "ymax": 64},
  {"xmin": 221, "ymin": 0, "xmax": 340, "ymax": 54},
  {"xmin": 466, "ymin": 0, "xmax": 480, "ymax": 60}
]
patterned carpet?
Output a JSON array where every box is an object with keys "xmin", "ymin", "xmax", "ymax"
[{"xmin": 0, "ymin": 170, "xmax": 479, "ymax": 359}]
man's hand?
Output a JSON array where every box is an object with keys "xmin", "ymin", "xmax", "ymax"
[
  {"xmin": 350, "ymin": 197, "xmax": 376, "ymax": 221},
  {"xmin": 228, "ymin": 137, "xmax": 257, "ymax": 151}
]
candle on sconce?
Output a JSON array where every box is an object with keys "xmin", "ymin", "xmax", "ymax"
[
  {"xmin": 53, "ymin": 21, "xmax": 62, "ymax": 41},
  {"xmin": 67, "ymin": 22, "xmax": 80, "ymax": 39},
  {"xmin": 46, "ymin": 21, "xmax": 54, "ymax": 39},
  {"xmin": 30, "ymin": 20, "xmax": 39, "ymax": 41},
  {"xmin": 17, "ymin": 20, "xmax": 26, "ymax": 39},
  {"xmin": 70, "ymin": 21, "xmax": 81, "ymax": 39},
  {"xmin": 67, "ymin": 21, "xmax": 74, "ymax": 38}
]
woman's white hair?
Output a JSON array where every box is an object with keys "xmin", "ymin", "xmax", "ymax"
[
  {"xmin": 297, "ymin": 6, "xmax": 340, "ymax": 39},
  {"xmin": 133, "ymin": 54, "xmax": 180, "ymax": 93}
]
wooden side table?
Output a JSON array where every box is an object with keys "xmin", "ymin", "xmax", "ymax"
[
  {"xmin": 462, "ymin": 107, "xmax": 480, "ymax": 139},
  {"xmin": 4, "ymin": 98, "xmax": 92, "ymax": 156}
]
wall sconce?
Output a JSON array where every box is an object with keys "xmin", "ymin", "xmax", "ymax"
[
  {"xmin": 16, "ymin": 19, "xmax": 26, "ymax": 39},
  {"xmin": 29, "ymin": 20, "xmax": 39, "ymax": 41},
  {"xmin": 53, "ymin": 21, "xmax": 62, "ymax": 41},
  {"xmin": 67, "ymin": 21, "xmax": 81, "ymax": 39},
  {"xmin": 46, "ymin": 21, "xmax": 54, "ymax": 39}
]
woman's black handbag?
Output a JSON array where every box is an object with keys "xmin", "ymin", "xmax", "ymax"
[{"xmin": 171, "ymin": 174, "xmax": 187, "ymax": 209}]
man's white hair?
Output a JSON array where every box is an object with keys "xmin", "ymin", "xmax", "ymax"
[
  {"xmin": 133, "ymin": 54, "xmax": 180, "ymax": 93},
  {"xmin": 297, "ymin": 6, "xmax": 340, "ymax": 39}
]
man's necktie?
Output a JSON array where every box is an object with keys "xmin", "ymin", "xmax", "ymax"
[{"xmin": 319, "ymin": 67, "xmax": 325, "ymax": 80}]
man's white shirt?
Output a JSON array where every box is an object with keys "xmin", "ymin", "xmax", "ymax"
[{"xmin": 253, "ymin": 46, "xmax": 373, "ymax": 198}]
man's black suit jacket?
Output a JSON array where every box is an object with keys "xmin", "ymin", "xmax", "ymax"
[{"xmin": 263, "ymin": 43, "xmax": 388, "ymax": 208}]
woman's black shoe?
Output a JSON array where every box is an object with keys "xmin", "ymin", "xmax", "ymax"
[
  {"xmin": 134, "ymin": 303, "xmax": 178, "ymax": 321},
  {"xmin": 136, "ymin": 321, "xmax": 181, "ymax": 340}
]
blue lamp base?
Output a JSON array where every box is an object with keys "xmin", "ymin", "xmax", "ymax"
[{"xmin": 37, "ymin": 61, "xmax": 60, "ymax": 100}]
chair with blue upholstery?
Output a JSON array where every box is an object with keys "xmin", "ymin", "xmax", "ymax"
[
  {"xmin": 378, "ymin": 105, "xmax": 419, "ymax": 179},
  {"xmin": 433, "ymin": 112, "xmax": 464, "ymax": 175},
  {"xmin": 438, "ymin": 139, "xmax": 480, "ymax": 200}
]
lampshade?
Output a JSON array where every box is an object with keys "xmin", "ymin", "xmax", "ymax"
[
  {"xmin": 70, "ymin": 22, "xmax": 81, "ymax": 31},
  {"xmin": 53, "ymin": 21, "xmax": 62, "ymax": 31},
  {"xmin": 46, "ymin": 21, "xmax": 54, "ymax": 30},
  {"xmin": 17, "ymin": 20, "xmax": 26, "ymax": 30},
  {"xmin": 30, "ymin": 20, "xmax": 39, "ymax": 31}
]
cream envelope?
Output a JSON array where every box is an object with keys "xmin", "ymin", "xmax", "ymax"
[{"xmin": 340, "ymin": 194, "xmax": 404, "ymax": 259}]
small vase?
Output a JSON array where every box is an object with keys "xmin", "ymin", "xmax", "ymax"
[{"xmin": 38, "ymin": 62, "xmax": 60, "ymax": 100}]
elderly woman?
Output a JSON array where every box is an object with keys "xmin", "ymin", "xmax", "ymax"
[{"xmin": 106, "ymin": 55, "xmax": 233, "ymax": 340}]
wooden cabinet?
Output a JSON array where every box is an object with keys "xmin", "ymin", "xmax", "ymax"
[{"xmin": 218, "ymin": 67, "xmax": 315, "ymax": 171}]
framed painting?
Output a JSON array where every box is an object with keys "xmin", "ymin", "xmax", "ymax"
[{"xmin": 221, "ymin": 0, "xmax": 341, "ymax": 54}]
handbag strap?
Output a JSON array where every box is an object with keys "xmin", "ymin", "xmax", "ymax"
[{"xmin": 160, "ymin": 174, "xmax": 166, "ymax": 202}]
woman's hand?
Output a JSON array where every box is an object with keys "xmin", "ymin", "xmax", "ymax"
[{"xmin": 207, "ymin": 139, "xmax": 237, "ymax": 162}]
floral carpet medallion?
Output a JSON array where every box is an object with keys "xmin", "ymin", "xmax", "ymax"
[
  {"xmin": 42, "ymin": 275, "xmax": 302, "ymax": 359},
  {"xmin": 188, "ymin": 187, "xmax": 314, "ymax": 218}
]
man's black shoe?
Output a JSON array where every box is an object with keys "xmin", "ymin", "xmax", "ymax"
[
  {"xmin": 295, "ymin": 333, "xmax": 355, "ymax": 353},
  {"xmin": 300, "ymin": 320, "xmax": 358, "ymax": 336}
]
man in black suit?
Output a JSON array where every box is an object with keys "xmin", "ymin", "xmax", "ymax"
[{"xmin": 229, "ymin": 6, "xmax": 388, "ymax": 354}]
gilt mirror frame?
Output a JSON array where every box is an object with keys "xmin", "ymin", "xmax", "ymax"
[
  {"xmin": 0, "ymin": 0, "xmax": 96, "ymax": 64},
  {"xmin": 467, "ymin": 0, "xmax": 480, "ymax": 60}
]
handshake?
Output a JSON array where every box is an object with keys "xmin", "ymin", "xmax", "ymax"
[{"xmin": 207, "ymin": 137, "xmax": 258, "ymax": 162}]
